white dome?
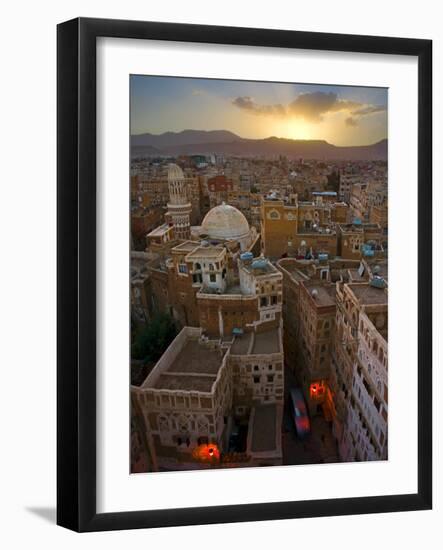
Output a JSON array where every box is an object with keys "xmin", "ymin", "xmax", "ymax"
[
  {"xmin": 168, "ymin": 163, "xmax": 184, "ymax": 181},
  {"xmin": 201, "ymin": 203, "xmax": 250, "ymax": 241}
]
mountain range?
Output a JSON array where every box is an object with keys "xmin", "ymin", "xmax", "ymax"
[{"xmin": 131, "ymin": 130, "xmax": 387, "ymax": 161}]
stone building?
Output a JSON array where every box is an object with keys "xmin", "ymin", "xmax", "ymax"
[
  {"xmin": 332, "ymin": 280, "xmax": 388, "ymax": 462},
  {"xmin": 207, "ymin": 175, "xmax": 234, "ymax": 208},
  {"xmin": 165, "ymin": 164, "xmax": 193, "ymax": 240},
  {"xmin": 260, "ymin": 194, "xmax": 349, "ymax": 260},
  {"xmin": 132, "ymin": 199, "xmax": 285, "ymax": 471},
  {"xmin": 132, "ymin": 326, "xmax": 283, "ymax": 470},
  {"xmin": 297, "ymin": 281, "xmax": 337, "ymax": 417},
  {"xmin": 337, "ymin": 222, "xmax": 384, "ymax": 260}
]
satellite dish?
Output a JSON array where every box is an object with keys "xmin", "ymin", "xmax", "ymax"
[{"xmin": 311, "ymin": 289, "xmax": 319, "ymax": 299}]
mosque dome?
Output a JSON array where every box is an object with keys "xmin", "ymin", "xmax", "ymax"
[
  {"xmin": 168, "ymin": 163, "xmax": 185, "ymax": 180},
  {"xmin": 201, "ymin": 203, "xmax": 250, "ymax": 241}
]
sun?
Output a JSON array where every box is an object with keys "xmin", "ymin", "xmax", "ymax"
[{"xmin": 274, "ymin": 119, "xmax": 313, "ymax": 140}]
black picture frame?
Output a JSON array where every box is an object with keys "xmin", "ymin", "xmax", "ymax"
[{"xmin": 57, "ymin": 17, "xmax": 432, "ymax": 532}]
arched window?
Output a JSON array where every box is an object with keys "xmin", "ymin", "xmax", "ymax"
[{"xmin": 268, "ymin": 209, "xmax": 280, "ymax": 220}]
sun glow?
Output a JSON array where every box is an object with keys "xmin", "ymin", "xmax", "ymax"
[{"xmin": 275, "ymin": 119, "xmax": 314, "ymax": 140}]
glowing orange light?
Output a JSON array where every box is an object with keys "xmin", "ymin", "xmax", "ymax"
[
  {"xmin": 192, "ymin": 443, "xmax": 220, "ymax": 462},
  {"xmin": 310, "ymin": 381, "xmax": 327, "ymax": 399}
]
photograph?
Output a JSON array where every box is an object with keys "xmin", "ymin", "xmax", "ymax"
[{"xmin": 129, "ymin": 75, "xmax": 388, "ymax": 473}]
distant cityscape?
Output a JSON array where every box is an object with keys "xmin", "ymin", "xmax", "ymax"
[{"xmin": 130, "ymin": 77, "xmax": 388, "ymax": 473}]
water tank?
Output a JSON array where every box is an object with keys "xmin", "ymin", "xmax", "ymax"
[
  {"xmin": 251, "ymin": 259, "xmax": 268, "ymax": 270},
  {"xmin": 240, "ymin": 252, "xmax": 253, "ymax": 262},
  {"xmin": 370, "ymin": 276, "xmax": 386, "ymax": 289}
]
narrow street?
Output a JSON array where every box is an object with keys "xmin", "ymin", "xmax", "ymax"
[{"xmin": 282, "ymin": 366, "xmax": 340, "ymax": 466}]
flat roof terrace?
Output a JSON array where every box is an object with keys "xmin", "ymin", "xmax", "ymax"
[
  {"xmin": 165, "ymin": 339, "xmax": 223, "ymax": 376},
  {"xmin": 302, "ymin": 282, "xmax": 336, "ymax": 307},
  {"xmin": 230, "ymin": 332, "xmax": 253, "ymax": 355},
  {"xmin": 149, "ymin": 337, "xmax": 225, "ymax": 392},
  {"xmin": 252, "ymin": 329, "xmax": 281, "ymax": 355},
  {"xmin": 230, "ymin": 328, "xmax": 281, "ymax": 356},
  {"xmin": 347, "ymin": 283, "xmax": 387, "ymax": 306},
  {"xmin": 154, "ymin": 373, "xmax": 216, "ymax": 392},
  {"xmin": 186, "ymin": 246, "xmax": 225, "ymax": 259}
]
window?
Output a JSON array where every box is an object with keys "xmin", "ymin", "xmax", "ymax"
[
  {"xmin": 267, "ymin": 375, "xmax": 274, "ymax": 383},
  {"xmin": 178, "ymin": 263, "xmax": 187, "ymax": 274},
  {"xmin": 260, "ymin": 296, "xmax": 268, "ymax": 307},
  {"xmin": 271, "ymin": 295, "xmax": 277, "ymax": 305},
  {"xmin": 254, "ymin": 376, "xmax": 260, "ymax": 384},
  {"xmin": 254, "ymin": 365, "xmax": 259, "ymax": 371},
  {"xmin": 209, "ymin": 274, "xmax": 216, "ymax": 283},
  {"xmin": 374, "ymin": 395, "xmax": 381, "ymax": 411},
  {"xmin": 268, "ymin": 364, "xmax": 273, "ymax": 370},
  {"xmin": 269, "ymin": 209, "xmax": 280, "ymax": 220}
]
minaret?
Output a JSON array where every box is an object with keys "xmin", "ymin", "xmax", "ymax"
[{"xmin": 166, "ymin": 164, "xmax": 192, "ymax": 240}]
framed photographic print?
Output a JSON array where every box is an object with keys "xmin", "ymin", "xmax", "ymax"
[{"xmin": 57, "ymin": 17, "xmax": 432, "ymax": 532}]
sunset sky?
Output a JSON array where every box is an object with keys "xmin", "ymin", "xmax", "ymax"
[{"xmin": 130, "ymin": 75, "xmax": 387, "ymax": 147}]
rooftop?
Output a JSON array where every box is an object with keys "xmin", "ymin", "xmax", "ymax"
[
  {"xmin": 252, "ymin": 329, "xmax": 281, "ymax": 355},
  {"xmin": 241, "ymin": 257, "xmax": 279, "ymax": 276},
  {"xmin": 347, "ymin": 283, "xmax": 388, "ymax": 306},
  {"xmin": 230, "ymin": 328, "xmax": 281, "ymax": 356},
  {"xmin": 230, "ymin": 332, "xmax": 253, "ymax": 355},
  {"xmin": 302, "ymin": 282, "xmax": 336, "ymax": 308},
  {"xmin": 154, "ymin": 373, "xmax": 216, "ymax": 392},
  {"xmin": 186, "ymin": 246, "xmax": 225, "ymax": 259},
  {"xmin": 147, "ymin": 335, "xmax": 226, "ymax": 393},
  {"xmin": 147, "ymin": 223, "xmax": 172, "ymax": 237},
  {"xmin": 164, "ymin": 339, "xmax": 223, "ymax": 376},
  {"xmin": 171, "ymin": 240, "xmax": 200, "ymax": 253}
]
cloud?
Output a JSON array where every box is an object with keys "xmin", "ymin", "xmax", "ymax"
[
  {"xmin": 288, "ymin": 92, "xmax": 360, "ymax": 122},
  {"xmin": 232, "ymin": 96, "xmax": 286, "ymax": 117},
  {"xmin": 351, "ymin": 104, "xmax": 387, "ymax": 116},
  {"xmin": 232, "ymin": 91, "xmax": 387, "ymax": 126},
  {"xmin": 345, "ymin": 116, "xmax": 358, "ymax": 127}
]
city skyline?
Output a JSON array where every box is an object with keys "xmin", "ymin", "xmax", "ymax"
[{"xmin": 131, "ymin": 75, "xmax": 388, "ymax": 147}]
